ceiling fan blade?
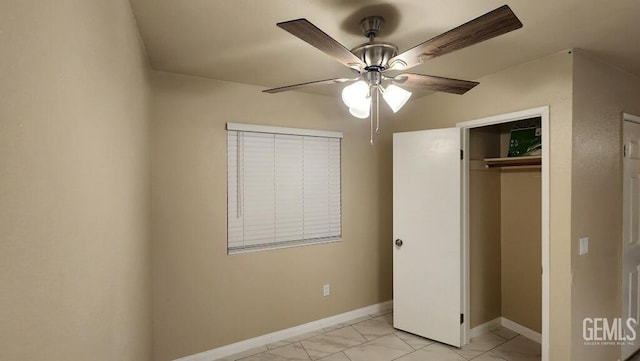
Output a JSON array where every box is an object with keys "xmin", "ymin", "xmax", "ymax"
[
  {"xmin": 389, "ymin": 5, "xmax": 522, "ymax": 71},
  {"xmin": 263, "ymin": 78, "xmax": 354, "ymax": 94},
  {"xmin": 277, "ymin": 19, "xmax": 365, "ymax": 70},
  {"xmin": 393, "ymin": 73, "xmax": 479, "ymax": 95}
]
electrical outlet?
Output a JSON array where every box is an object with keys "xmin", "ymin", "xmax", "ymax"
[{"xmin": 323, "ymin": 284, "xmax": 330, "ymax": 296}]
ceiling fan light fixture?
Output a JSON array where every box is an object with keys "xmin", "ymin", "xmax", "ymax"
[
  {"xmin": 349, "ymin": 106, "xmax": 370, "ymax": 119},
  {"xmin": 382, "ymin": 84, "xmax": 412, "ymax": 113},
  {"xmin": 341, "ymin": 80, "xmax": 370, "ymax": 108},
  {"xmin": 266, "ymin": 5, "xmax": 523, "ymax": 143}
]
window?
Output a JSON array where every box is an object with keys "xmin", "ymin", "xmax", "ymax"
[{"xmin": 227, "ymin": 123, "xmax": 342, "ymax": 254}]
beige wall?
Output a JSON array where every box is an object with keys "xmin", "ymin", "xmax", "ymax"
[
  {"xmin": 571, "ymin": 50, "xmax": 640, "ymax": 361},
  {"xmin": 468, "ymin": 126, "xmax": 541, "ymax": 333},
  {"xmin": 150, "ymin": 71, "xmax": 393, "ymax": 360},
  {"xmin": 0, "ymin": 1, "xmax": 151, "ymax": 360},
  {"xmin": 468, "ymin": 127, "xmax": 502, "ymax": 328},
  {"xmin": 395, "ymin": 50, "xmax": 574, "ymax": 360},
  {"xmin": 469, "ymin": 165, "xmax": 502, "ymax": 328},
  {"xmin": 501, "ymin": 169, "xmax": 542, "ymax": 332}
]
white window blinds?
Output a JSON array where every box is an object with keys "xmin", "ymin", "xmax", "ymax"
[{"xmin": 227, "ymin": 123, "xmax": 342, "ymax": 254}]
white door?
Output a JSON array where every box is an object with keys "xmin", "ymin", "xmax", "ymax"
[
  {"xmin": 623, "ymin": 119, "xmax": 640, "ymax": 359},
  {"xmin": 393, "ymin": 128, "xmax": 462, "ymax": 347}
]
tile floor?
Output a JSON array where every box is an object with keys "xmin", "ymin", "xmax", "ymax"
[{"xmin": 217, "ymin": 311, "xmax": 541, "ymax": 361}]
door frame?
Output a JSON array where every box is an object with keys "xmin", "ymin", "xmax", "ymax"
[
  {"xmin": 622, "ymin": 112, "xmax": 640, "ymax": 360},
  {"xmin": 456, "ymin": 106, "xmax": 550, "ymax": 361}
]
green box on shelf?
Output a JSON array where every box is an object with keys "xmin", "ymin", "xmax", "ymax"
[{"xmin": 508, "ymin": 127, "xmax": 542, "ymax": 157}]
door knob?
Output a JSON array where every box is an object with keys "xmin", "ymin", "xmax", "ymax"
[{"xmin": 395, "ymin": 239, "xmax": 403, "ymax": 247}]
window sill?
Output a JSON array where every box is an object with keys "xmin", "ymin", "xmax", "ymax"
[{"xmin": 228, "ymin": 237, "xmax": 342, "ymax": 255}]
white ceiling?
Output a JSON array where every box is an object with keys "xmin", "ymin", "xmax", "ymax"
[{"xmin": 129, "ymin": 0, "xmax": 640, "ymax": 96}]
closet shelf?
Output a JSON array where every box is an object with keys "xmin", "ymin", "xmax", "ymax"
[{"xmin": 484, "ymin": 156, "xmax": 542, "ymax": 168}]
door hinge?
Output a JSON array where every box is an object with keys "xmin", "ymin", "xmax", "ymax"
[
  {"xmin": 460, "ymin": 149, "xmax": 464, "ymax": 160},
  {"xmin": 624, "ymin": 144, "xmax": 627, "ymax": 158},
  {"xmin": 460, "ymin": 313, "xmax": 464, "ymax": 324}
]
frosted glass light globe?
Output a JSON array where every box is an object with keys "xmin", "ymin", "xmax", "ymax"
[{"xmin": 382, "ymin": 84, "xmax": 412, "ymax": 113}]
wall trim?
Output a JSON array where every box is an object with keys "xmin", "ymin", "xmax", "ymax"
[
  {"xmin": 469, "ymin": 317, "xmax": 541, "ymax": 344},
  {"xmin": 174, "ymin": 300, "xmax": 393, "ymax": 361},
  {"xmin": 469, "ymin": 317, "xmax": 502, "ymax": 338},
  {"xmin": 501, "ymin": 317, "xmax": 542, "ymax": 344}
]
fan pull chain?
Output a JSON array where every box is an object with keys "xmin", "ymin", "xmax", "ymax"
[
  {"xmin": 368, "ymin": 85, "xmax": 374, "ymax": 145},
  {"xmin": 375, "ymin": 90, "xmax": 380, "ymax": 134},
  {"xmin": 369, "ymin": 99, "xmax": 374, "ymax": 145}
]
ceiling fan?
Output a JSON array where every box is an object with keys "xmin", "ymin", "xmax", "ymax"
[{"xmin": 264, "ymin": 5, "xmax": 522, "ymax": 143}]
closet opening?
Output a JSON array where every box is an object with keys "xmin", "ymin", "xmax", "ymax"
[{"xmin": 458, "ymin": 107, "xmax": 549, "ymax": 361}]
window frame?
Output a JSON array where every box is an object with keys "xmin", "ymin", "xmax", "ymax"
[{"xmin": 226, "ymin": 123, "xmax": 343, "ymax": 254}]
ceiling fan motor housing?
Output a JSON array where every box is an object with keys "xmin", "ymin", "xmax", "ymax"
[
  {"xmin": 353, "ymin": 16, "xmax": 398, "ymax": 71},
  {"xmin": 352, "ymin": 41, "xmax": 398, "ymax": 71}
]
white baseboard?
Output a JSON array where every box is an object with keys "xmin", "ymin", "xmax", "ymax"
[
  {"xmin": 175, "ymin": 300, "xmax": 393, "ymax": 361},
  {"xmin": 469, "ymin": 317, "xmax": 502, "ymax": 338},
  {"xmin": 469, "ymin": 317, "xmax": 541, "ymax": 344},
  {"xmin": 501, "ymin": 317, "xmax": 541, "ymax": 344}
]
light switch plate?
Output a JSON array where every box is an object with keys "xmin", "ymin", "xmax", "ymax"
[{"xmin": 579, "ymin": 237, "xmax": 589, "ymax": 255}]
